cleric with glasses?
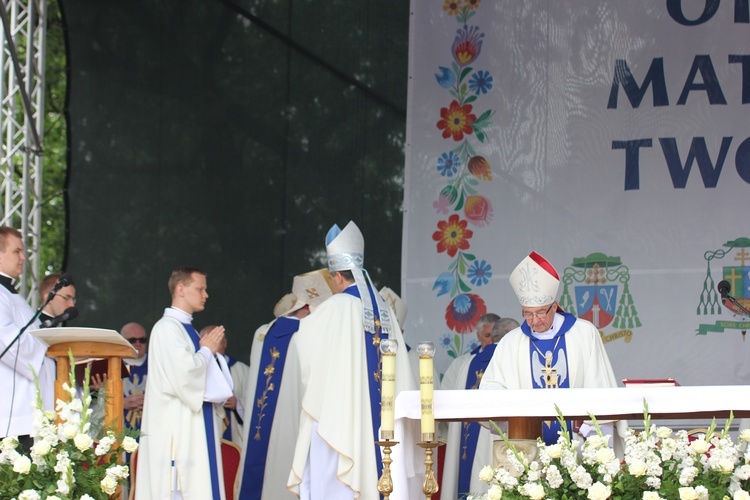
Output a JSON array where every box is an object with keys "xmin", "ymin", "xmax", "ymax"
[{"xmin": 479, "ymin": 251, "xmax": 627, "ymax": 449}]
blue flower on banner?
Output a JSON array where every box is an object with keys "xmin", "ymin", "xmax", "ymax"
[
  {"xmin": 469, "ymin": 70, "xmax": 493, "ymax": 95},
  {"xmin": 435, "ymin": 66, "xmax": 456, "ymax": 89},
  {"xmin": 466, "ymin": 339, "xmax": 480, "ymax": 352},
  {"xmin": 439, "ymin": 333, "xmax": 454, "ymax": 350},
  {"xmin": 467, "ymin": 259, "xmax": 492, "ymax": 286},
  {"xmin": 433, "ymin": 272, "xmax": 455, "ymax": 297},
  {"xmin": 437, "ymin": 151, "xmax": 461, "ymax": 177}
]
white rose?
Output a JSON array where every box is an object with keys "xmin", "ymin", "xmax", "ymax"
[
  {"xmin": 74, "ymin": 432, "xmax": 94, "ymax": 451},
  {"xmin": 587, "ymin": 481, "xmax": 611, "ymax": 500},
  {"xmin": 18, "ymin": 490, "xmax": 41, "ymax": 500},
  {"xmin": 679, "ymin": 487, "xmax": 699, "ymax": 500},
  {"xmin": 13, "ymin": 455, "xmax": 32, "ymax": 474},
  {"xmin": 479, "ymin": 465, "xmax": 495, "ymax": 483},
  {"xmin": 488, "ymin": 484, "xmax": 503, "ymax": 500},
  {"xmin": 547, "ymin": 444, "xmax": 563, "ymax": 459},
  {"xmin": 46, "ymin": 496, "xmax": 62, "ymax": 500},
  {"xmin": 630, "ymin": 459, "xmax": 648, "ymax": 477},
  {"xmin": 525, "ymin": 483, "xmax": 545, "ymax": 500},
  {"xmin": 694, "ymin": 485, "xmax": 708, "ymax": 500},
  {"xmin": 100, "ymin": 474, "xmax": 118, "ymax": 495},
  {"xmin": 690, "ymin": 439, "xmax": 710, "ymax": 455},
  {"xmin": 121, "ymin": 436, "xmax": 139, "ymax": 453},
  {"xmin": 740, "ymin": 429, "xmax": 750, "ymax": 443},
  {"xmin": 643, "ymin": 492, "xmax": 662, "ymax": 500},
  {"xmin": 716, "ymin": 458, "xmax": 735, "ymax": 473},
  {"xmin": 17, "ymin": 490, "xmax": 41, "ymax": 500},
  {"xmin": 586, "ymin": 435, "xmax": 607, "ymax": 449},
  {"xmin": 61, "ymin": 423, "xmax": 78, "ymax": 440},
  {"xmin": 81, "ymin": 495, "xmax": 95, "ymax": 500},
  {"xmin": 656, "ymin": 427, "xmax": 673, "ymax": 439},
  {"xmin": 31, "ymin": 439, "xmax": 51, "ymax": 456},
  {"xmin": 1, "ymin": 436, "xmax": 19, "ymax": 450},
  {"xmin": 734, "ymin": 491, "xmax": 750, "ymax": 500},
  {"xmin": 595, "ymin": 447, "xmax": 615, "ymax": 464}
]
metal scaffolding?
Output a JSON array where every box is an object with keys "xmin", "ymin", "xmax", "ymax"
[{"xmin": 0, "ymin": 0, "xmax": 47, "ymax": 307}]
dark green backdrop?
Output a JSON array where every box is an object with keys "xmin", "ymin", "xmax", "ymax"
[{"xmin": 60, "ymin": 0, "xmax": 408, "ymax": 361}]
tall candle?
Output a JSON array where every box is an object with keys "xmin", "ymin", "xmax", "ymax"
[
  {"xmin": 379, "ymin": 338, "xmax": 398, "ymax": 440},
  {"xmin": 380, "ymin": 352, "xmax": 396, "ymax": 438},
  {"xmin": 417, "ymin": 341, "xmax": 435, "ymax": 441}
]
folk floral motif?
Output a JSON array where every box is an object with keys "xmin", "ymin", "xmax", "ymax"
[{"xmin": 431, "ymin": 0, "xmax": 495, "ymax": 361}]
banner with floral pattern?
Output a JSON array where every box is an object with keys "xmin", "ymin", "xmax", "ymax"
[{"xmin": 403, "ymin": 0, "xmax": 750, "ymax": 387}]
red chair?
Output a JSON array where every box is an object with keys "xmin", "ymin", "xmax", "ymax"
[{"xmin": 221, "ymin": 439, "xmax": 242, "ymax": 500}]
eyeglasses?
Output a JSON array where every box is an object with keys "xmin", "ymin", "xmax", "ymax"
[
  {"xmin": 522, "ymin": 303, "xmax": 554, "ymax": 321},
  {"xmin": 126, "ymin": 338, "xmax": 147, "ymax": 344},
  {"xmin": 57, "ymin": 293, "xmax": 76, "ymax": 304}
]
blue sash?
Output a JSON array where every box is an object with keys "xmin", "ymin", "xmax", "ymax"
[
  {"xmin": 124, "ymin": 358, "xmax": 148, "ymax": 431},
  {"xmin": 458, "ymin": 343, "xmax": 496, "ymax": 496},
  {"xmin": 343, "ymin": 285, "xmax": 384, "ymax": 480},
  {"xmin": 238, "ymin": 317, "xmax": 299, "ymax": 500},
  {"xmin": 522, "ymin": 313, "xmax": 577, "ymax": 445},
  {"xmin": 184, "ymin": 323, "xmax": 222, "ymax": 500}
]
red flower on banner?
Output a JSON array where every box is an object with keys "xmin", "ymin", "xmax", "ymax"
[
  {"xmin": 464, "ymin": 195, "xmax": 493, "ymax": 227},
  {"xmin": 468, "ymin": 155, "xmax": 492, "ymax": 180},
  {"xmin": 452, "ymin": 25, "xmax": 484, "ymax": 66},
  {"xmin": 437, "ymin": 100, "xmax": 476, "ymax": 141},
  {"xmin": 432, "ymin": 214, "xmax": 473, "ymax": 257},
  {"xmin": 445, "ymin": 293, "xmax": 487, "ymax": 333}
]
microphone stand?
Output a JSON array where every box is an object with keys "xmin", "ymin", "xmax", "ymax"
[{"xmin": 0, "ymin": 290, "xmax": 55, "ymax": 362}]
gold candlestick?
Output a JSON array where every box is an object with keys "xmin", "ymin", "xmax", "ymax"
[
  {"xmin": 376, "ymin": 439, "xmax": 399, "ymax": 499},
  {"xmin": 418, "ymin": 440, "xmax": 440, "ymax": 499}
]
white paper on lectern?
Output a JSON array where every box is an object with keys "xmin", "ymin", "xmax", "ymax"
[{"xmin": 30, "ymin": 327, "xmax": 137, "ymax": 357}]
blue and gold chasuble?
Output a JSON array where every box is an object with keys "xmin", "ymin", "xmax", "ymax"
[
  {"xmin": 239, "ymin": 316, "xmax": 300, "ymax": 500},
  {"xmin": 522, "ymin": 312, "xmax": 577, "ymax": 445},
  {"xmin": 458, "ymin": 343, "xmax": 496, "ymax": 496},
  {"xmin": 342, "ymin": 284, "xmax": 386, "ymax": 482},
  {"xmin": 184, "ymin": 322, "xmax": 222, "ymax": 500}
]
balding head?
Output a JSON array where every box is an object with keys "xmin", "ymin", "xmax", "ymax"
[{"xmin": 121, "ymin": 322, "xmax": 148, "ymax": 359}]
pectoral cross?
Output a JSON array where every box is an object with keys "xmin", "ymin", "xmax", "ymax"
[{"xmin": 541, "ymin": 353, "xmax": 558, "ymax": 388}]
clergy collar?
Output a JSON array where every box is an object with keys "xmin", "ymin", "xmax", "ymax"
[
  {"xmin": 529, "ymin": 312, "xmax": 564, "ymax": 340},
  {"xmin": 125, "ymin": 354, "xmax": 147, "ymax": 366},
  {"xmin": 0, "ymin": 273, "xmax": 17, "ymax": 294},
  {"xmin": 164, "ymin": 306, "xmax": 193, "ymax": 324}
]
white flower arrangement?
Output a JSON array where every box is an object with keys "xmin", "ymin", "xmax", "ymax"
[
  {"xmin": 469, "ymin": 403, "xmax": 750, "ymax": 500},
  {"xmin": 0, "ymin": 352, "xmax": 137, "ymax": 499}
]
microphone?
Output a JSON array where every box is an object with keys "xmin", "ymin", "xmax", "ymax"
[
  {"xmin": 42, "ymin": 306, "xmax": 78, "ymax": 328},
  {"xmin": 46, "ymin": 273, "xmax": 75, "ymax": 303},
  {"xmin": 717, "ymin": 280, "xmax": 731, "ymax": 298}
]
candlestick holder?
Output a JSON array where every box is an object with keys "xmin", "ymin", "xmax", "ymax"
[
  {"xmin": 418, "ymin": 439, "xmax": 439, "ymax": 499},
  {"xmin": 376, "ymin": 439, "xmax": 399, "ymax": 499}
]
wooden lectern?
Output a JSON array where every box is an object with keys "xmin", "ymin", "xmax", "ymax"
[{"xmin": 30, "ymin": 327, "xmax": 137, "ymax": 432}]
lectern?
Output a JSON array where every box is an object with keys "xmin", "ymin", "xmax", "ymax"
[{"xmin": 30, "ymin": 327, "xmax": 138, "ymax": 432}]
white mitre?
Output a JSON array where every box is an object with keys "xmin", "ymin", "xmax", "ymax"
[
  {"xmin": 509, "ymin": 251, "xmax": 560, "ymax": 307},
  {"xmin": 326, "ymin": 221, "xmax": 364, "ymax": 271},
  {"xmin": 278, "ymin": 268, "xmax": 335, "ymax": 317},
  {"xmin": 325, "ymin": 220, "xmax": 393, "ymax": 335},
  {"xmin": 379, "ymin": 286, "xmax": 407, "ymax": 331}
]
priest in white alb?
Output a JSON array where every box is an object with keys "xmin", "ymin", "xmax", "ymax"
[{"xmin": 135, "ymin": 267, "xmax": 234, "ymax": 500}]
